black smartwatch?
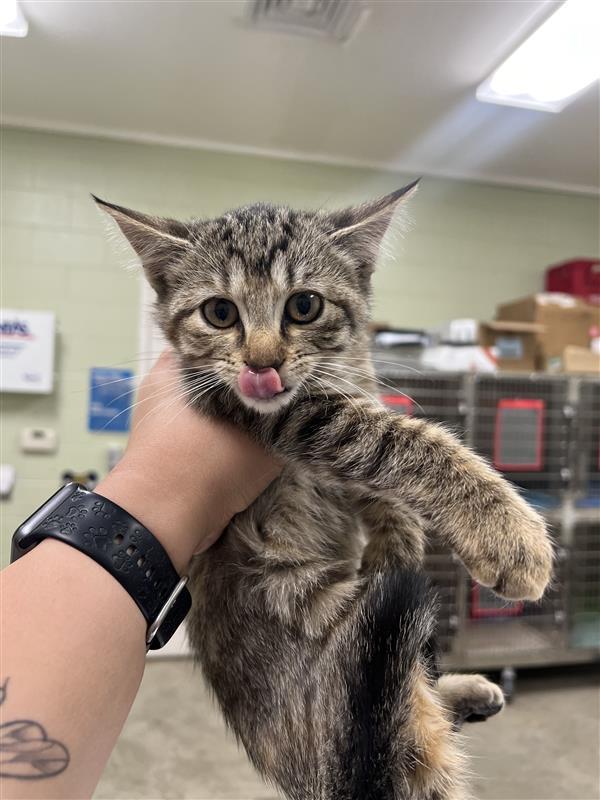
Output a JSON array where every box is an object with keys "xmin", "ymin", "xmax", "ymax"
[{"xmin": 11, "ymin": 483, "xmax": 192, "ymax": 650}]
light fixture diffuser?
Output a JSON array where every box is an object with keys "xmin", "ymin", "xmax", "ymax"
[
  {"xmin": 0, "ymin": 0, "xmax": 28, "ymax": 37},
  {"xmin": 477, "ymin": 0, "xmax": 600, "ymax": 112}
]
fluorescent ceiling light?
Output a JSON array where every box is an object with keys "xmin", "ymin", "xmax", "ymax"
[
  {"xmin": 477, "ymin": 0, "xmax": 600, "ymax": 112},
  {"xmin": 0, "ymin": 0, "xmax": 28, "ymax": 37}
]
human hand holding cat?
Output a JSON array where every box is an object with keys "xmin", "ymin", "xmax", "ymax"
[{"xmin": 95, "ymin": 350, "xmax": 281, "ymax": 573}]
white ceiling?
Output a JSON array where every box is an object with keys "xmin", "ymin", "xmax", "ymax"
[{"xmin": 3, "ymin": 0, "xmax": 599, "ymax": 193}]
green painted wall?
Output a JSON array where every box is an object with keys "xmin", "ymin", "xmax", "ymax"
[{"xmin": 1, "ymin": 127, "xmax": 599, "ymax": 564}]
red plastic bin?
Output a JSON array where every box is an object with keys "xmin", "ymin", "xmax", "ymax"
[{"xmin": 545, "ymin": 258, "xmax": 600, "ymax": 305}]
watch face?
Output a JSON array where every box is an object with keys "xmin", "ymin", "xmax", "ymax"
[{"xmin": 11, "ymin": 483, "xmax": 79, "ymax": 562}]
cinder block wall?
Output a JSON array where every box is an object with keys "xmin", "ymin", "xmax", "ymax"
[{"xmin": 2, "ymin": 127, "xmax": 598, "ymax": 563}]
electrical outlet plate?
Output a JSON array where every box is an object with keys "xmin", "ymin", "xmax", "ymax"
[{"xmin": 20, "ymin": 427, "xmax": 58, "ymax": 454}]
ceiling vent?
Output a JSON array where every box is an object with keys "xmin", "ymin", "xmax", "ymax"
[{"xmin": 247, "ymin": 0, "xmax": 367, "ymax": 42}]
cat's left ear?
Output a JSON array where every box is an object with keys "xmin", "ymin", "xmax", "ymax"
[
  {"xmin": 326, "ymin": 178, "xmax": 420, "ymax": 267},
  {"xmin": 92, "ymin": 196, "xmax": 192, "ymax": 296}
]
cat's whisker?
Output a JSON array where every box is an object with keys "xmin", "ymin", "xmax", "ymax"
[
  {"xmin": 67, "ymin": 364, "xmax": 215, "ymax": 391},
  {"xmin": 308, "ymin": 373, "xmax": 331, "ymax": 402},
  {"xmin": 104, "ymin": 372, "xmax": 216, "ymax": 433},
  {"xmin": 161, "ymin": 382, "xmax": 220, "ymax": 428},
  {"xmin": 131, "ymin": 377, "xmax": 219, "ymax": 431},
  {"xmin": 106, "ymin": 373, "xmax": 193, "ymax": 405},
  {"xmin": 159, "ymin": 378, "xmax": 218, "ymax": 413},
  {"xmin": 161, "ymin": 373, "xmax": 228, "ymax": 427},
  {"xmin": 318, "ymin": 355, "xmax": 424, "ymax": 375},
  {"xmin": 311, "ymin": 369, "xmax": 366, "ymax": 409},
  {"xmin": 293, "ymin": 374, "xmax": 312, "ymax": 404},
  {"xmin": 316, "ymin": 368, "xmax": 402, "ymax": 420},
  {"xmin": 104, "ymin": 365, "xmax": 218, "ymax": 406},
  {"xmin": 100, "ymin": 382, "xmax": 183, "ymax": 431},
  {"xmin": 312, "ymin": 367, "xmax": 378, "ymax": 409},
  {"xmin": 310, "ymin": 372, "xmax": 365, "ymax": 420},
  {"xmin": 292, "ymin": 352, "xmax": 423, "ymax": 382},
  {"xmin": 317, "ymin": 361, "xmax": 425, "ymax": 414}
]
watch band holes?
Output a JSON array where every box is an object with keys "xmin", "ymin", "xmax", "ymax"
[
  {"xmin": 113, "ymin": 533, "xmax": 124, "ymax": 544},
  {"xmin": 145, "ymin": 568, "xmax": 153, "ymax": 579},
  {"xmin": 137, "ymin": 556, "xmax": 145, "ymax": 567},
  {"xmin": 126, "ymin": 544, "xmax": 137, "ymax": 556}
]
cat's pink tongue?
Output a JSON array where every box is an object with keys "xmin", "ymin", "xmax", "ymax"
[{"xmin": 238, "ymin": 366, "xmax": 284, "ymax": 400}]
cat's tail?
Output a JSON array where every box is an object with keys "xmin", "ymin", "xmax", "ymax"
[{"xmin": 329, "ymin": 569, "xmax": 462, "ymax": 800}]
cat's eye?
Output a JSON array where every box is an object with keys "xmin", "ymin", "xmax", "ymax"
[
  {"xmin": 202, "ymin": 298, "xmax": 239, "ymax": 329},
  {"xmin": 285, "ymin": 292, "xmax": 323, "ymax": 325}
]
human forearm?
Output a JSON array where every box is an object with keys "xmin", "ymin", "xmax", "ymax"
[
  {"xmin": 1, "ymin": 539, "xmax": 146, "ymax": 799},
  {"xmin": 0, "ymin": 459, "xmax": 266, "ymax": 799}
]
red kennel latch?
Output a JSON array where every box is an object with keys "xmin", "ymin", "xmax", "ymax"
[{"xmin": 380, "ymin": 395, "xmax": 414, "ymax": 414}]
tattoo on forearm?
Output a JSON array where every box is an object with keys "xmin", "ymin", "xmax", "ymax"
[{"xmin": 0, "ymin": 678, "xmax": 70, "ymax": 780}]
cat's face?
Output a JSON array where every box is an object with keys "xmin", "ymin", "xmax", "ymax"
[{"xmin": 95, "ymin": 182, "xmax": 417, "ymax": 414}]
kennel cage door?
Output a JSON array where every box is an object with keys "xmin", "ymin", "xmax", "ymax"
[{"xmin": 493, "ymin": 398, "xmax": 545, "ymax": 472}]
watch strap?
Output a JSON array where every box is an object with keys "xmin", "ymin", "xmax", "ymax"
[{"xmin": 11, "ymin": 483, "xmax": 192, "ymax": 649}]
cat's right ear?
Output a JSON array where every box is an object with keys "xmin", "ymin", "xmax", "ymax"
[
  {"xmin": 92, "ymin": 196, "xmax": 192, "ymax": 295},
  {"xmin": 325, "ymin": 179, "xmax": 420, "ymax": 273}
]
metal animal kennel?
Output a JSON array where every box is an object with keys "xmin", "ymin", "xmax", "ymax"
[{"xmin": 376, "ymin": 361, "xmax": 600, "ymax": 696}]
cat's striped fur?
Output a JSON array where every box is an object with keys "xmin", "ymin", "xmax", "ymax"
[{"xmin": 97, "ymin": 186, "xmax": 551, "ymax": 799}]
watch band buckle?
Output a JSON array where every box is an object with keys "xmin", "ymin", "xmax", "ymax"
[{"xmin": 146, "ymin": 575, "xmax": 190, "ymax": 647}]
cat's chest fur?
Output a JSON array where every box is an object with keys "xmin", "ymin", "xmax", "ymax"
[
  {"xmin": 227, "ymin": 464, "xmax": 364, "ymax": 568},
  {"xmin": 193, "ymin": 463, "xmax": 366, "ymax": 632}
]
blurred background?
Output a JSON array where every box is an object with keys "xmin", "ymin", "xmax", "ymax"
[{"xmin": 1, "ymin": 1, "xmax": 599, "ymax": 798}]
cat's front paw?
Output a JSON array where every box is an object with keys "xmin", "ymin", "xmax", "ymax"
[{"xmin": 467, "ymin": 508, "xmax": 553, "ymax": 602}]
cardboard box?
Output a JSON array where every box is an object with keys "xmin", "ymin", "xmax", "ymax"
[
  {"xmin": 562, "ymin": 346, "xmax": 600, "ymax": 375},
  {"xmin": 496, "ymin": 293, "xmax": 599, "ymax": 369},
  {"xmin": 479, "ymin": 321, "xmax": 544, "ymax": 372}
]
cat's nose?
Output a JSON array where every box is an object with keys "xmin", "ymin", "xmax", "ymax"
[{"xmin": 243, "ymin": 329, "xmax": 286, "ymax": 373}]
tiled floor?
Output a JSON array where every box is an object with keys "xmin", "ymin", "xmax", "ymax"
[{"xmin": 95, "ymin": 660, "xmax": 599, "ymax": 800}]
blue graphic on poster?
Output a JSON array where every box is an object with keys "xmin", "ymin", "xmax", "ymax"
[{"xmin": 88, "ymin": 368, "xmax": 134, "ymax": 432}]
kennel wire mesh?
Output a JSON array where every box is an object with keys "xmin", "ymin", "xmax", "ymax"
[
  {"xmin": 423, "ymin": 542, "xmax": 461, "ymax": 654},
  {"xmin": 574, "ymin": 379, "xmax": 600, "ymax": 508},
  {"xmin": 568, "ymin": 523, "xmax": 600, "ymax": 650},
  {"xmin": 374, "ymin": 363, "xmax": 466, "ymax": 439}
]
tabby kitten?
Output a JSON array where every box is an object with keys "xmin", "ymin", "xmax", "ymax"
[{"xmin": 96, "ymin": 184, "xmax": 552, "ymax": 800}]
